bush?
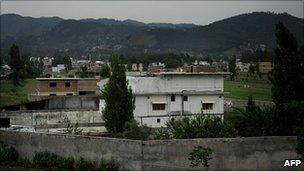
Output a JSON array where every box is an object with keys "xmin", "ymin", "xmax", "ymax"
[
  {"xmin": 61, "ymin": 156, "xmax": 75, "ymax": 170},
  {"xmin": 188, "ymin": 146, "xmax": 213, "ymax": 168},
  {"xmin": 225, "ymin": 106, "xmax": 274, "ymax": 137},
  {"xmin": 33, "ymin": 151, "xmax": 64, "ymax": 169},
  {"xmin": 75, "ymin": 157, "xmax": 96, "ymax": 171},
  {"xmin": 156, "ymin": 114, "xmax": 236, "ymax": 139},
  {"xmin": 16, "ymin": 157, "xmax": 33, "ymax": 168},
  {"xmin": 0, "ymin": 143, "xmax": 18, "ymax": 162},
  {"xmin": 98, "ymin": 159, "xmax": 119, "ymax": 171},
  {"xmin": 115, "ymin": 119, "xmax": 152, "ymax": 140}
]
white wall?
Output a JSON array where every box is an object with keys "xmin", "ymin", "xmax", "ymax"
[
  {"xmin": 127, "ymin": 74, "xmax": 223, "ymax": 94},
  {"xmin": 99, "ymin": 74, "xmax": 225, "ymax": 127},
  {"xmin": 133, "ymin": 94, "xmax": 224, "ymax": 127}
]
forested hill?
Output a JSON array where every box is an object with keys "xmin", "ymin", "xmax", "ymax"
[{"xmin": 1, "ymin": 12, "xmax": 303, "ymax": 58}]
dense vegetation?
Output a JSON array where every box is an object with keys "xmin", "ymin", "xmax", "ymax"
[{"xmin": 0, "ymin": 143, "xmax": 119, "ymax": 171}]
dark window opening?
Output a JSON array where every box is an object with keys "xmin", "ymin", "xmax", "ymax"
[
  {"xmin": 65, "ymin": 82, "xmax": 71, "ymax": 87},
  {"xmin": 183, "ymin": 96, "xmax": 188, "ymax": 101},
  {"xmin": 79, "ymin": 91, "xmax": 86, "ymax": 95},
  {"xmin": 152, "ymin": 104, "xmax": 165, "ymax": 110},
  {"xmin": 157, "ymin": 118, "xmax": 161, "ymax": 123},
  {"xmin": 0, "ymin": 118, "xmax": 10, "ymax": 128},
  {"xmin": 219, "ymin": 95, "xmax": 222, "ymax": 98},
  {"xmin": 66, "ymin": 93, "xmax": 73, "ymax": 96},
  {"xmin": 50, "ymin": 94, "xmax": 56, "ymax": 96},
  {"xmin": 147, "ymin": 96, "xmax": 150, "ymax": 99},
  {"xmin": 49, "ymin": 82, "xmax": 57, "ymax": 87},
  {"xmin": 171, "ymin": 95, "xmax": 175, "ymax": 102},
  {"xmin": 202, "ymin": 103, "xmax": 213, "ymax": 110}
]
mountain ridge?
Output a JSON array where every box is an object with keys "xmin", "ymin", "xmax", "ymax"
[{"xmin": 1, "ymin": 12, "xmax": 303, "ymax": 58}]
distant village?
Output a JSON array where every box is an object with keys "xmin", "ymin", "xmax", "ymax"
[
  {"xmin": 0, "ymin": 54, "xmax": 273, "ymax": 131},
  {"xmin": 1, "ymin": 55, "xmax": 273, "ymax": 80}
]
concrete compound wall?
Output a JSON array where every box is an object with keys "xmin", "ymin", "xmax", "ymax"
[
  {"xmin": 0, "ymin": 131, "xmax": 302, "ymax": 171},
  {"xmin": 0, "ymin": 110, "xmax": 102, "ymax": 126}
]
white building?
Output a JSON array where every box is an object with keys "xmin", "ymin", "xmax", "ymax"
[
  {"xmin": 98, "ymin": 72, "xmax": 228, "ymax": 127},
  {"xmin": 52, "ymin": 64, "xmax": 66, "ymax": 73}
]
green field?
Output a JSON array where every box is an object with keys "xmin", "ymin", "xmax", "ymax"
[
  {"xmin": 0, "ymin": 74, "xmax": 272, "ymax": 107},
  {"xmin": 0, "ymin": 79, "xmax": 36, "ymax": 107},
  {"xmin": 224, "ymin": 74, "xmax": 272, "ymax": 101}
]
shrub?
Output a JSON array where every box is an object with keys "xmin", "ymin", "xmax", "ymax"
[
  {"xmin": 63, "ymin": 116, "xmax": 83, "ymax": 135},
  {"xmin": 16, "ymin": 157, "xmax": 33, "ymax": 168},
  {"xmin": 188, "ymin": 146, "xmax": 213, "ymax": 168},
  {"xmin": 155, "ymin": 127, "xmax": 171, "ymax": 140},
  {"xmin": 156, "ymin": 114, "xmax": 236, "ymax": 139},
  {"xmin": 0, "ymin": 143, "xmax": 18, "ymax": 162},
  {"xmin": 75, "ymin": 157, "xmax": 96, "ymax": 171},
  {"xmin": 98, "ymin": 159, "xmax": 119, "ymax": 171},
  {"xmin": 61, "ymin": 156, "xmax": 75, "ymax": 170},
  {"xmin": 33, "ymin": 151, "xmax": 63, "ymax": 169},
  {"xmin": 115, "ymin": 119, "xmax": 152, "ymax": 140},
  {"xmin": 225, "ymin": 106, "xmax": 274, "ymax": 137}
]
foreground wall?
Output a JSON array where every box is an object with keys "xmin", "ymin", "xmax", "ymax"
[{"xmin": 0, "ymin": 131, "xmax": 302, "ymax": 171}]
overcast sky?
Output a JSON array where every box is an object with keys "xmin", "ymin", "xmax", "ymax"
[{"xmin": 1, "ymin": 1, "xmax": 303, "ymax": 25}]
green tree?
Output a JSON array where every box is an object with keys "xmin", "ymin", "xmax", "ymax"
[
  {"xmin": 0, "ymin": 56, "xmax": 4, "ymax": 76},
  {"xmin": 101, "ymin": 54, "xmax": 135, "ymax": 133},
  {"xmin": 269, "ymin": 22, "xmax": 304, "ymax": 135},
  {"xmin": 80, "ymin": 65, "xmax": 88, "ymax": 78},
  {"xmin": 255, "ymin": 63, "xmax": 261, "ymax": 78},
  {"xmin": 248, "ymin": 64, "xmax": 255, "ymax": 76},
  {"xmin": 228, "ymin": 56, "xmax": 236, "ymax": 80},
  {"xmin": 63, "ymin": 56, "xmax": 72, "ymax": 70},
  {"xmin": 100, "ymin": 64, "xmax": 110, "ymax": 78},
  {"xmin": 9, "ymin": 44, "xmax": 23, "ymax": 85}
]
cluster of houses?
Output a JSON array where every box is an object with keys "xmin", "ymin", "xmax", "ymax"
[{"xmin": 0, "ymin": 55, "xmax": 273, "ymax": 129}]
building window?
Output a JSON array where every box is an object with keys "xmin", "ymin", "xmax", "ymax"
[
  {"xmin": 66, "ymin": 93, "xmax": 73, "ymax": 96},
  {"xmin": 0, "ymin": 118, "xmax": 10, "ymax": 128},
  {"xmin": 219, "ymin": 95, "xmax": 222, "ymax": 98},
  {"xmin": 147, "ymin": 96, "xmax": 150, "ymax": 99},
  {"xmin": 152, "ymin": 104, "xmax": 165, "ymax": 110},
  {"xmin": 50, "ymin": 94, "xmax": 56, "ymax": 96},
  {"xmin": 157, "ymin": 118, "xmax": 161, "ymax": 123},
  {"xmin": 171, "ymin": 95, "xmax": 175, "ymax": 102},
  {"xmin": 202, "ymin": 103, "xmax": 213, "ymax": 110},
  {"xmin": 49, "ymin": 82, "xmax": 57, "ymax": 87},
  {"xmin": 65, "ymin": 82, "xmax": 71, "ymax": 87},
  {"xmin": 79, "ymin": 91, "xmax": 86, "ymax": 95},
  {"xmin": 183, "ymin": 96, "xmax": 188, "ymax": 101}
]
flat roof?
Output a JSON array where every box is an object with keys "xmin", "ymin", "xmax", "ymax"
[
  {"xmin": 155, "ymin": 72, "xmax": 230, "ymax": 75},
  {"xmin": 36, "ymin": 78, "xmax": 98, "ymax": 81}
]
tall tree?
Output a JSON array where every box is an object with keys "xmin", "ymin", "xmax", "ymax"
[
  {"xmin": 248, "ymin": 64, "xmax": 255, "ymax": 76},
  {"xmin": 228, "ymin": 56, "xmax": 236, "ymax": 81},
  {"xmin": 63, "ymin": 56, "xmax": 72, "ymax": 70},
  {"xmin": 270, "ymin": 22, "xmax": 304, "ymax": 135},
  {"xmin": 101, "ymin": 54, "xmax": 135, "ymax": 133},
  {"xmin": 9, "ymin": 44, "xmax": 23, "ymax": 85},
  {"xmin": 80, "ymin": 65, "xmax": 88, "ymax": 78},
  {"xmin": 100, "ymin": 64, "xmax": 110, "ymax": 78}
]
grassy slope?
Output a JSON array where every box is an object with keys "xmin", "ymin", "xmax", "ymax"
[
  {"xmin": 224, "ymin": 74, "xmax": 272, "ymax": 101},
  {"xmin": 0, "ymin": 79, "xmax": 36, "ymax": 107}
]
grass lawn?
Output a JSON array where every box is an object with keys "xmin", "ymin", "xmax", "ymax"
[
  {"xmin": 0, "ymin": 79, "xmax": 37, "ymax": 107},
  {"xmin": 224, "ymin": 74, "xmax": 272, "ymax": 101}
]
